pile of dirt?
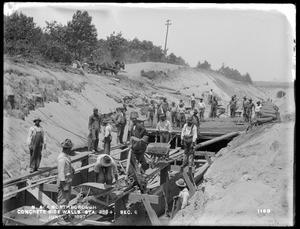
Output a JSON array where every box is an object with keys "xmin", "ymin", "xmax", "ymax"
[{"xmin": 169, "ymin": 87, "xmax": 295, "ymax": 227}]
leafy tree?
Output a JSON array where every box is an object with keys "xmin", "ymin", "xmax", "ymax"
[
  {"xmin": 196, "ymin": 60, "xmax": 211, "ymax": 70},
  {"xmin": 4, "ymin": 11, "xmax": 43, "ymax": 55},
  {"xmin": 65, "ymin": 10, "xmax": 98, "ymax": 61},
  {"xmin": 106, "ymin": 32, "xmax": 128, "ymax": 60}
]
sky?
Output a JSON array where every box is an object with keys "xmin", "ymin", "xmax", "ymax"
[{"xmin": 4, "ymin": 3, "xmax": 296, "ymax": 82}]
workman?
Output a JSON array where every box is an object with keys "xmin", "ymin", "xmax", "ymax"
[
  {"xmin": 102, "ymin": 118, "xmax": 112, "ymax": 155},
  {"xmin": 181, "ymin": 116, "xmax": 197, "ymax": 170},
  {"xmin": 228, "ymin": 96, "xmax": 236, "ymax": 118},
  {"xmin": 255, "ymin": 101, "xmax": 262, "ymax": 119},
  {"xmin": 88, "ymin": 108, "xmax": 102, "ymax": 153},
  {"xmin": 128, "ymin": 117, "xmax": 147, "ymax": 139},
  {"xmin": 246, "ymin": 98, "xmax": 255, "ymax": 123},
  {"xmin": 242, "ymin": 96, "xmax": 248, "ymax": 122},
  {"xmin": 177, "ymin": 101, "xmax": 186, "ymax": 128},
  {"xmin": 173, "ymin": 178, "xmax": 190, "ymax": 212},
  {"xmin": 161, "ymin": 97, "xmax": 169, "ymax": 116},
  {"xmin": 115, "ymin": 107, "xmax": 126, "ymax": 145},
  {"xmin": 189, "ymin": 93, "xmax": 196, "ymax": 111},
  {"xmin": 197, "ymin": 98, "xmax": 206, "ymax": 122},
  {"xmin": 156, "ymin": 103, "xmax": 164, "ymax": 124},
  {"xmin": 130, "ymin": 135, "xmax": 150, "ymax": 173},
  {"xmin": 27, "ymin": 117, "xmax": 47, "ymax": 173},
  {"xmin": 94, "ymin": 154, "xmax": 118, "ymax": 186},
  {"xmin": 170, "ymin": 101, "xmax": 177, "ymax": 126},
  {"xmin": 210, "ymin": 96, "xmax": 218, "ymax": 118},
  {"xmin": 148, "ymin": 100, "xmax": 156, "ymax": 127},
  {"xmin": 156, "ymin": 114, "xmax": 172, "ymax": 143},
  {"xmin": 57, "ymin": 139, "xmax": 75, "ymax": 206},
  {"xmin": 192, "ymin": 109, "xmax": 200, "ymax": 133}
]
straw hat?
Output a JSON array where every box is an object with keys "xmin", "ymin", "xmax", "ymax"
[
  {"xmin": 61, "ymin": 139, "xmax": 74, "ymax": 148},
  {"xmin": 193, "ymin": 109, "xmax": 198, "ymax": 113},
  {"xmin": 94, "ymin": 155, "xmax": 113, "ymax": 172},
  {"xmin": 93, "ymin": 108, "xmax": 98, "ymax": 111},
  {"xmin": 187, "ymin": 116, "xmax": 193, "ymax": 123},
  {"xmin": 175, "ymin": 178, "xmax": 186, "ymax": 187}
]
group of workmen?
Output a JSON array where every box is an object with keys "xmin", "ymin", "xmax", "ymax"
[
  {"xmin": 148, "ymin": 95, "xmax": 206, "ymax": 129},
  {"xmin": 25, "ymin": 92, "xmax": 264, "ymax": 224},
  {"xmin": 228, "ymin": 95, "xmax": 263, "ymax": 123}
]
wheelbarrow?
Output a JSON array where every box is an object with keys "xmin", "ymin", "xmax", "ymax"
[{"xmin": 146, "ymin": 142, "xmax": 171, "ymax": 168}]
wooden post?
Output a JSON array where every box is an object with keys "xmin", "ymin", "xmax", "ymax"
[
  {"xmin": 182, "ymin": 171, "xmax": 196, "ymax": 197},
  {"xmin": 141, "ymin": 195, "xmax": 161, "ymax": 225},
  {"xmin": 81, "ymin": 156, "xmax": 89, "ymax": 183}
]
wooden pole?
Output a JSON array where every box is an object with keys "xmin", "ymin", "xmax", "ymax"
[{"xmin": 194, "ymin": 131, "xmax": 239, "ymax": 150}]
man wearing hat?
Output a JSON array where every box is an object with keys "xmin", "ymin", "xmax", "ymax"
[
  {"xmin": 88, "ymin": 108, "xmax": 102, "ymax": 152},
  {"xmin": 161, "ymin": 97, "xmax": 169, "ymax": 116},
  {"xmin": 27, "ymin": 117, "xmax": 47, "ymax": 173},
  {"xmin": 173, "ymin": 178, "xmax": 190, "ymax": 212},
  {"xmin": 197, "ymin": 97, "xmax": 206, "ymax": 122},
  {"xmin": 57, "ymin": 139, "xmax": 75, "ymax": 206},
  {"xmin": 102, "ymin": 118, "xmax": 112, "ymax": 155},
  {"xmin": 130, "ymin": 135, "xmax": 150, "ymax": 173},
  {"xmin": 128, "ymin": 116, "xmax": 147, "ymax": 140},
  {"xmin": 246, "ymin": 98, "xmax": 255, "ymax": 123},
  {"xmin": 156, "ymin": 102, "xmax": 164, "ymax": 124},
  {"xmin": 189, "ymin": 93, "xmax": 196, "ymax": 111},
  {"xmin": 148, "ymin": 100, "xmax": 156, "ymax": 127},
  {"xmin": 177, "ymin": 100, "xmax": 186, "ymax": 128},
  {"xmin": 94, "ymin": 154, "xmax": 118, "ymax": 185},
  {"xmin": 181, "ymin": 116, "xmax": 197, "ymax": 170},
  {"xmin": 170, "ymin": 101, "xmax": 177, "ymax": 126},
  {"xmin": 242, "ymin": 96, "xmax": 248, "ymax": 121},
  {"xmin": 156, "ymin": 113, "xmax": 172, "ymax": 143},
  {"xmin": 192, "ymin": 109, "xmax": 200, "ymax": 129},
  {"xmin": 228, "ymin": 96, "xmax": 236, "ymax": 118},
  {"xmin": 114, "ymin": 107, "xmax": 126, "ymax": 145}
]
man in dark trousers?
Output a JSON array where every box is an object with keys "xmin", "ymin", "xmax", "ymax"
[
  {"xmin": 57, "ymin": 139, "xmax": 75, "ymax": 225},
  {"xmin": 88, "ymin": 108, "xmax": 102, "ymax": 152},
  {"xmin": 210, "ymin": 96, "xmax": 218, "ymax": 118},
  {"xmin": 27, "ymin": 117, "xmax": 47, "ymax": 173},
  {"xmin": 115, "ymin": 107, "xmax": 126, "ymax": 145},
  {"xmin": 130, "ymin": 135, "xmax": 149, "ymax": 173},
  {"xmin": 242, "ymin": 96, "xmax": 248, "ymax": 122},
  {"xmin": 192, "ymin": 109, "xmax": 200, "ymax": 134},
  {"xmin": 161, "ymin": 97, "xmax": 169, "ymax": 116}
]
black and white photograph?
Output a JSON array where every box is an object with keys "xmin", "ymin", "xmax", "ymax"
[{"xmin": 3, "ymin": 3, "xmax": 295, "ymax": 226}]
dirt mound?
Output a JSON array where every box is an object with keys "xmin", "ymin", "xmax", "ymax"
[{"xmin": 170, "ymin": 121, "xmax": 294, "ymax": 226}]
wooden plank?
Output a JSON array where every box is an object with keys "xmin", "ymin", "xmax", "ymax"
[
  {"xmin": 182, "ymin": 172, "xmax": 196, "ymax": 197},
  {"xmin": 42, "ymin": 183, "xmax": 78, "ymax": 196},
  {"xmin": 194, "ymin": 151, "xmax": 216, "ymax": 157},
  {"xmin": 128, "ymin": 193, "xmax": 159, "ymax": 204},
  {"xmin": 141, "ymin": 195, "xmax": 161, "ymax": 226},
  {"xmin": 25, "ymin": 181, "xmax": 57, "ymax": 209}
]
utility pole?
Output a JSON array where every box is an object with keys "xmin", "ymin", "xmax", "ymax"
[{"xmin": 164, "ymin": 20, "xmax": 171, "ymax": 55}]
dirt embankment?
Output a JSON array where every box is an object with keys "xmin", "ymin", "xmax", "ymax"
[{"xmin": 169, "ymin": 103, "xmax": 295, "ymax": 226}]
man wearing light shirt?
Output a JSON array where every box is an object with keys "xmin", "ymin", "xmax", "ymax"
[
  {"xmin": 156, "ymin": 114, "xmax": 172, "ymax": 143},
  {"xmin": 102, "ymin": 118, "xmax": 112, "ymax": 155},
  {"xmin": 189, "ymin": 93, "xmax": 196, "ymax": 110},
  {"xmin": 27, "ymin": 117, "xmax": 47, "ymax": 173},
  {"xmin": 181, "ymin": 116, "xmax": 197, "ymax": 170},
  {"xmin": 197, "ymin": 98, "xmax": 206, "ymax": 122}
]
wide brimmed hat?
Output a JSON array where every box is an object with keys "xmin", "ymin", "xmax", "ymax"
[
  {"xmin": 33, "ymin": 118, "xmax": 42, "ymax": 123},
  {"xmin": 61, "ymin": 139, "xmax": 74, "ymax": 148},
  {"xmin": 200, "ymin": 98, "xmax": 203, "ymax": 100},
  {"xmin": 249, "ymin": 98, "xmax": 253, "ymax": 101},
  {"xmin": 187, "ymin": 116, "xmax": 193, "ymax": 123},
  {"xmin": 193, "ymin": 109, "xmax": 198, "ymax": 113},
  {"xmin": 243, "ymin": 96, "xmax": 247, "ymax": 99},
  {"xmin": 141, "ymin": 135, "xmax": 149, "ymax": 144},
  {"xmin": 176, "ymin": 178, "xmax": 186, "ymax": 187},
  {"xmin": 94, "ymin": 155, "xmax": 113, "ymax": 172},
  {"xmin": 93, "ymin": 108, "xmax": 98, "ymax": 111}
]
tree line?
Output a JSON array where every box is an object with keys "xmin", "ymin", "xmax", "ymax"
[
  {"xmin": 196, "ymin": 60, "xmax": 253, "ymax": 84},
  {"xmin": 4, "ymin": 10, "xmax": 188, "ymax": 66}
]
